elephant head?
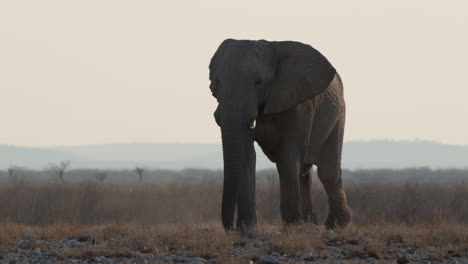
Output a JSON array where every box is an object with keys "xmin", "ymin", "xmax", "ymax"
[{"xmin": 209, "ymin": 39, "xmax": 336, "ymax": 231}]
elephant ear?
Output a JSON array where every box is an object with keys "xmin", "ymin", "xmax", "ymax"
[
  {"xmin": 263, "ymin": 41, "xmax": 336, "ymax": 114},
  {"xmin": 209, "ymin": 39, "xmax": 234, "ymax": 99}
]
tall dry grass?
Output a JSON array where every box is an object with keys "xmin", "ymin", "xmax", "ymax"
[
  {"xmin": 1, "ymin": 180, "xmax": 468, "ymax": 260},
  {"xmin": 0, "ymin": 180, "xmax": 467, "ymax": 226}
]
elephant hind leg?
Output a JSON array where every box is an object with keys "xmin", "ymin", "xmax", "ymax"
[
  {"xmin": 300, "ymin": 165, "xmax": 318, "ymax": 225},
  {"xmin": 317, "ymin": 166, "xmax": 351, "ymax": 230},
  {"xmin": 276, "ymin": 160, "xmax": 302, "ymax": 225}
]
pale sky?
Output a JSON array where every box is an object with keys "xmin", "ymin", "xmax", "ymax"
[{"xmin": 0, "ymin": 1, "xmax": 467, "ymax": 147}]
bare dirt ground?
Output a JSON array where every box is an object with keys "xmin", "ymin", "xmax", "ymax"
[{"xmin": 1, "ymin": 221, "xmax": 467, "ymax": 263}]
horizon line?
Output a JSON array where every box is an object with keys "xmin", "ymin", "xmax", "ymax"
[{"xmin": 1, "ymin": 139, "xmax": 467, "ymax": 148}]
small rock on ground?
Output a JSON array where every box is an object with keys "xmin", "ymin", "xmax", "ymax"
[
  {"xmin": 397, "ymin": 255, "xmax": 410, "ymax": 264},
  {"xmin": 255, "ymin": 255, "xmax": 278, "ymax": 264},
  {"xmin": 300, "ymin": 253, "xmax": 314, "ymax": 261}
]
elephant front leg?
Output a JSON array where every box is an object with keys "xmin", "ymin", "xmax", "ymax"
[
  {"xmin": 317, "ymin": 166, "xmax": 351, "ymax": 230},
  {"xmin": 276, "ymin": 159, "xmax": 303, "ymax": 224},
  {"xmin": 300, "ymin": 165, "xmax": 318, "ymax": 225}
]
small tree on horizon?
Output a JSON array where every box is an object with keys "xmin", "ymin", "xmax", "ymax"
[
  {"xmin": 135, "ymin": 166, "xmax": 144, "ymax": 183},
  {"xmin": 49, "ymin": 160, "xmax": 71, "ymax": 183},
  {"xmin": 94, "ymin": 171, "xmax": 108, "ymax": 182},
  {"xmin": 7, "ymin": 165, "xmax": 17, "ymax": 182}
]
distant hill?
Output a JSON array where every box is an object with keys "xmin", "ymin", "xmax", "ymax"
[
  {"xmin": 0, "ymin": 145, "xmax": 92, "ymax": 169},
  {"xmin": 344, "ymin": 140, "xmax": 468, "ymax": 169},
  {"xmin": 1, "ymin": 140, "xmax": 467, "ymax": 170}
]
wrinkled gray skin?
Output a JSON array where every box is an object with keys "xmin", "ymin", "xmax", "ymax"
[{"xmin": 209, "ymin": 39, "xmax": 351, "ymax": 232}]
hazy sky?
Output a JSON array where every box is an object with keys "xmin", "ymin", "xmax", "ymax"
[{"xmin": 0, "ymin": 1, "xmax": 467, "ymax": 147}]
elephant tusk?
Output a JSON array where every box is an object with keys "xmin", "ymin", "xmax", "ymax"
[{"xmin": 249, "ymin": 119, "xmax": 256, "ymax": 130}]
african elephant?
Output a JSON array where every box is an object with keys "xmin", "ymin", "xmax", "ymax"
[{"xmin": 209, "ymin": 39, "xmax": 351, "ymax": 232}]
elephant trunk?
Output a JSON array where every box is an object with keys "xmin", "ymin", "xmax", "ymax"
[{"xmin": 221, "ymin": 126, "xmax": 256, "ymax": 232}]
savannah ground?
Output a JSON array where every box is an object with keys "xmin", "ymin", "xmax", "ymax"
[{"xmin": 0, "ymin": 178, "xmax": 467, "ymax": 263}]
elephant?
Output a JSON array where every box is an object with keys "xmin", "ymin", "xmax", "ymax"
[{"xmin": 209, "ymin": 39, "xmax": 351, "ymax": 232}]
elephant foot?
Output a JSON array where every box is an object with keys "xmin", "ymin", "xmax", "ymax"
[
  {"xmin": 236, "ymin": 224, "xmax": 255, "ymax": 234},
  {"xmin": 236, "ymin": 218, "xmax": 256, "ymax": 234},
  {"xmin": 282, "ymin": 215, "xmax": 302, "ymax": 226},
  {"xmin": 325, "ymin": 205, "xmax": 351, "ymax": 230},
  {"xmin": 302, "ymin": 209, "xmax": 318, "ymax": 225}
]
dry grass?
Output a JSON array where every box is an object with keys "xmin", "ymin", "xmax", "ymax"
[
  {"xmin": 0, "ymin": 181, "xmax": 467, "ymax": 226},
  {"xmin": 264, "ymin": 224, "xmax": 323, "ymax": 255},
  {"xmin": 0, "ymin": 180, "xmax": 467, "ymax": 260},
  {"xmin": 1, "ymin": 221, "xmax": 467, "ymax": 260}
]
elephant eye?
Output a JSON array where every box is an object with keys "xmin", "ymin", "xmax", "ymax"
[
  {"xmin": 256, "ymin": 79, "xmax": 269, "ymax": 103},
  {"xmin": 211, "ymin": 79, "xmax": 220, "ymax": 99}
]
